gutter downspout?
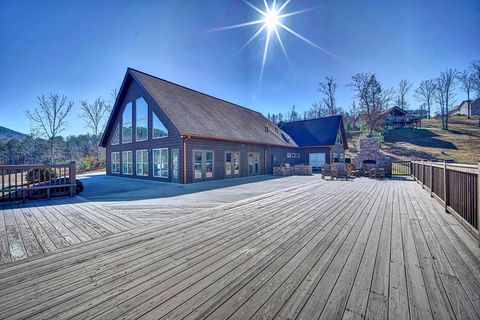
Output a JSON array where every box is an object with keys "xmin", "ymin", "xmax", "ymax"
[{"xmin": 183, "ymin": 136, "xmax": 191, "ymax": 184}]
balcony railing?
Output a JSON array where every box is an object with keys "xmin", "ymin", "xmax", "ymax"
[
  {"xmin": 0, "ymin": 162, "xmax": 76, "ymax": 202},
  {"xmin": 411, "ymin": 160, "xmax": 479, "ymax": 241}
]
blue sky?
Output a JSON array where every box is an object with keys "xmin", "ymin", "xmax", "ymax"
[{"xmin": 0, "ymin": 0, "xmax": 479, "ymax": 136}]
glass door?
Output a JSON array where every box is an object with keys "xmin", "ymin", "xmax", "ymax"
[
  {"xmin": 193, "ymin": 150, "xmax": 214, "ymax": 181},
  {"xmin": 171, "ymin": 149, "xmax": 179, "ymax": 182}
]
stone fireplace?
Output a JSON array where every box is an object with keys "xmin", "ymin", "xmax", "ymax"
[{"xmin": 352, "ymin": 137, "xmax": 391, "ymax": 170}]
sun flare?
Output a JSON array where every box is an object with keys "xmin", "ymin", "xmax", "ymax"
[{"xmin": 208, "ymin": 0, "xmax": 342, "ymax": 91}]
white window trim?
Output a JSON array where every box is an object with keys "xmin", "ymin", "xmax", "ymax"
[
  {"xmin": 122, "ymin": 151, "xmax": 133, "ymax": 175},
  {"xmin": 135, "ymin": 149, "xmax": 149, "ymax": 176},
  {"xmin": 111, "ymin": 124, "xmax": 120, "ymax": 146},
  {"xmin": 122, "ymin": 102, "xmax": 133, "ymax": 144},
  {"xmin": 111, "ymin": 152, "xmax": 120, "ymax": 174},
  {"xmin": 153, "ymin": 148, "xmax": 169, "ymax": 178},
  {"xmin": 152, "ymin": 111, "xmax": 169, "ymax": 140},
  {"xmin": 135, "ymin": 97, "xmax": 148, "ymax": 142}
]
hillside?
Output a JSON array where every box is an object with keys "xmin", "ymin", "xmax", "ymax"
[
  {"xmin": 381, "ymin": 116, "xmax": 480, "ymax": 164},
  {"xmin": 0, "ymin": 126, "xmax": 27, "ymax": 141}
]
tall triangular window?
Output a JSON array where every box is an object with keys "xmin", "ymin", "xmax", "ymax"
[
  {"xmin": 335, "ymin": 129, "xmax": 343, "ymax": 145},
  {"xmin": 111, "ymin": 123, "xmax": 120, "ymax": 145},
  {"xmin": 152, "ymin": 112, "xmax": 168, "ymax": 139}
]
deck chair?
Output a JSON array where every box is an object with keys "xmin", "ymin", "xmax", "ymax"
[
  {"xmin": 321, "ymin": 164, "xmax": 333, "ymax": 180},
  {"xmin": 375, "ymin": 163, "xmax": 386, "ymax": 179},
  {"xmin": 335, "ymin": 163, "xmax": 348, "ymax": 180}
]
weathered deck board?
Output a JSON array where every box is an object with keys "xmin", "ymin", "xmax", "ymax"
[
  {"xmin": 0, "ymin": 197, "xmax": 144, "ymax": 263},
  {"xmin": 0, "ymin": 177, "xmax": 479, "ymax": 320}
]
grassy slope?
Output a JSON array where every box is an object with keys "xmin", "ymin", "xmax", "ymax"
[{"xmin": 381, "ymin": 116, "xmax": 480, "ymax": 164}]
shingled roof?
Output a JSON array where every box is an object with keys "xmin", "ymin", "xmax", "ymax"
[
  {"xmin": 278, "ymin": 115, "xmax": 347, "ymax": 148},
  {"xmin": 101, "ymin": 68, "xmax": 297, "ymax": 147}
]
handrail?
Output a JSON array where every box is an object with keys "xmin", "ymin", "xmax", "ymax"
[
  {"xmin": 0, "ymin": 162, "xmax": 76, "ymax": 202},
  {"xmin": 411, "ymin": 160, "xmax": 480, "ymax": 244}
]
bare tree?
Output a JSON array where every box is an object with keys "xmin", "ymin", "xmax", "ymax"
[
  {"xmin": 435, "ymin": 68, "xmax": 457, "ymax": 130},
  {"xmin": 286, "ymin": 105, "xmax": 302, "ymax": 122},
  {"xmin": 414, "ymin": 79, "xmax": 436, "ymax": 118},
  {"xmin": 25, "ymin": 94, "xmax": 73, "ymax": 163},
  {"xmin": 471, "ymin": 60, "xmax": 480, "ymax": 97},
  {"xmin": 459, "ymin": 70, "xmax": 475, "ymax": 119},
  {"xmin": 348, "ymin": 73, "xmax": 387, "ymax": 131},
  {"xmin": 395, "ymin": 79, "xmax": 412, "ymax": 109},
  {"xmin": 80, "ymin": 97, "xmax": 111, "ymax": 161},
  {"xmin": 318, "ymin": 76, "xmax": 339, "ymax": 115}
]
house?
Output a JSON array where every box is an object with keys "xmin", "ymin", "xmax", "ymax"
[
  {"xmin": 450, "ymin": 98, "xmax": 480, "ymax": 117},
  {"xmin": 100, "ymin": 68, "xmax": 346, "ymax": 183},
  {"xmin": 278, "ymin": 116, "xmax": 348, "ymax": 168},
  {"xmin": 383, "ymin": 106, "xmax": 421, "ymax": 129}
]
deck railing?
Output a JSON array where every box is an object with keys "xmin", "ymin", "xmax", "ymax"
[
  {"xmin": 391, "ymin": 161, "xmax": 412, "ymax": 176},
  {"xmin": 0, "ymin": 162, "xmax": 76, "ymax": 202},
  {"xmin": 412, "ymin": 160, "xmax": 479, "ymax": 240}
]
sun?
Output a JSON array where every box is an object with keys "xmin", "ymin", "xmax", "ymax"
[
  {"xmin": 208, "ymin": 1, "xmax": 343, "ymax": 90},
  {"xmin": 264, "ymin": 8, "xmax": 280, "ymax": 30}
]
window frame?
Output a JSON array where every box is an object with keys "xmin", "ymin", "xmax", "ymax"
[
  {"xmin": 153, "ymin": 148, "xmax": 169, "ymax": 179},
  {"xmin": 122, "ymin": 102, "xmax": 133, "ymax": 144},
  {"xmin": 152, "ymin": 111, "xmax": 168, "ymax": 139},
  {"xmin": 135, "ymin": 97, "xmax": 149, "ymax": 142},
  {"xmin": 135, "ymin": 149, "xmax": 149, "ymax": 176},
  {"xmin": 122, "ymin": 151, "xmax": 133, "ymax": 175},
  {"xmin": 111, "ymin": 124, "xmax": 120, "ymax": 145},
  {"xmin": 111, "ymin": 152, "xmax": 120, "ymax": 174},
  {"xmin": 248, "ymin": 152, "xmax": 260, "ymax": 175}
]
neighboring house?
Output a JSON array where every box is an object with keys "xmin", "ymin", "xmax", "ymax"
[
  {"xmin": 100, "ymin": 68, "xmax": 347, "ymax": 183},
  {"xmin": 450, "ymin": 98, "xmax": 480, "ymax": 117},
  {"xmin": 278, "ymin": 116, "xmax": 348, "ymax": 168},
  {"xmin": 383, "ymin": 106, "xmax": 421, "ymax": 129}
]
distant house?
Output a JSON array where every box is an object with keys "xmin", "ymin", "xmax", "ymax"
[
  {"xmin": 279, "ymin": 116, "xmax": 348, "ymax": 168},
  {"xmin": 450, "ymin": 98, "xmax": 480, "ymax": 117},
  {"xmin": 100, "ymin": 68, "xmax": 347, "ymax": 183},
  {"xmin": 383, "ymin": 106, "xmax": 421, "ymax": 129}
]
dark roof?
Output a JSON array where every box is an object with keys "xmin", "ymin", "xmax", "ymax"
[
  {"xmin": 101, "ymin": 68, "xmax": 297, "ymax": 147},
  {"xmin": 385, "ymin": 106, "xmax": 409, "ymax": 116},
  {"xmin": 278, "ymin": 115, "xmax": 347, "ymax": 148}
]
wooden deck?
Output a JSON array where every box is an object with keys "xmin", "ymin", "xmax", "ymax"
[
  {"xmin": 0, "ymin": 198, "xmax": 144, "ymax": 264},
  {"xmin": 0, "ymin": 177, "xmax": 479, "ymax": 319}
]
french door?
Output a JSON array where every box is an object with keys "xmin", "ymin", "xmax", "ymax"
[
  {"xmin": 171, "ymin": 149, "xmax": 179, "ymax": 183},
  {"xmin": 193, "ymin": 150, "xmax": 214, "ymax": 181}
]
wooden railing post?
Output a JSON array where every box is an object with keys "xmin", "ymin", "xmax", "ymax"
[
  {"xmin": 421, "ymin": 160, "xmax": 425, "ymax": 188},
  {"xmin": 430, "ymin": 161, "xmax": 433, "ymax": 197},
  {"xmin": 444, "ymin": 161, "xmax": 448, "ymax": 213},
  {"xmin": 69, "ymin": 161, "xmax": 76, "ymax": 196}
]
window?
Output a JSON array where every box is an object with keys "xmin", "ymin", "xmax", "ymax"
[
  {"xmin": 111, "ymin": 152, "xmax": 120, "ymax": 173},
  {"xmin": 111, "ymin": 124, "xmax": 120, "ymax": 145},
  {"xmin": 153, "ymin": 112, "xmax": 168, "ymax": 139},
  {"xmin": 122, "ymin": 102, "xmax": 133, "ymax": 143},
  {"xmin": 336, "ymin": 130, "xmax": 343, "ymax": 145},
  {"xmin": 265, "ymin": 126, "xmax": 269, "ymax": 133},
  {"xmin": 248, "ymin": 153, "xmax": 260, "ymax": 175},
  {"xmin": 122, "ymin": 151, "xmax": 132, "ymax": 174},
  {"xmin": 233, "ymin": 153, "xmax": 240, "ymax": 175},
  {"xmin": 225, "ymin": 152, "xmax": 232, "ymax": 176},
  {"xmin": 153, "ymin": 148, "xmax": 169, "ymax": 178},
  {"xmin": 136, "ymin": 150, "xmax": 149, "ymax": 176},
  {"xmin": 136, "ymin": 98, "xmax": 148, "ymax": 141}
]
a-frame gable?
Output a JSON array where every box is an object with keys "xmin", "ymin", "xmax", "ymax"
[{"xmin": 100, "ymin": 69, "xmax": 179, "ymax": 147}]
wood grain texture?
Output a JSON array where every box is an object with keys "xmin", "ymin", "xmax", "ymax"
[{"xmin": 0, "ymin": 177, "xmax": 479, "ymax": 320}]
